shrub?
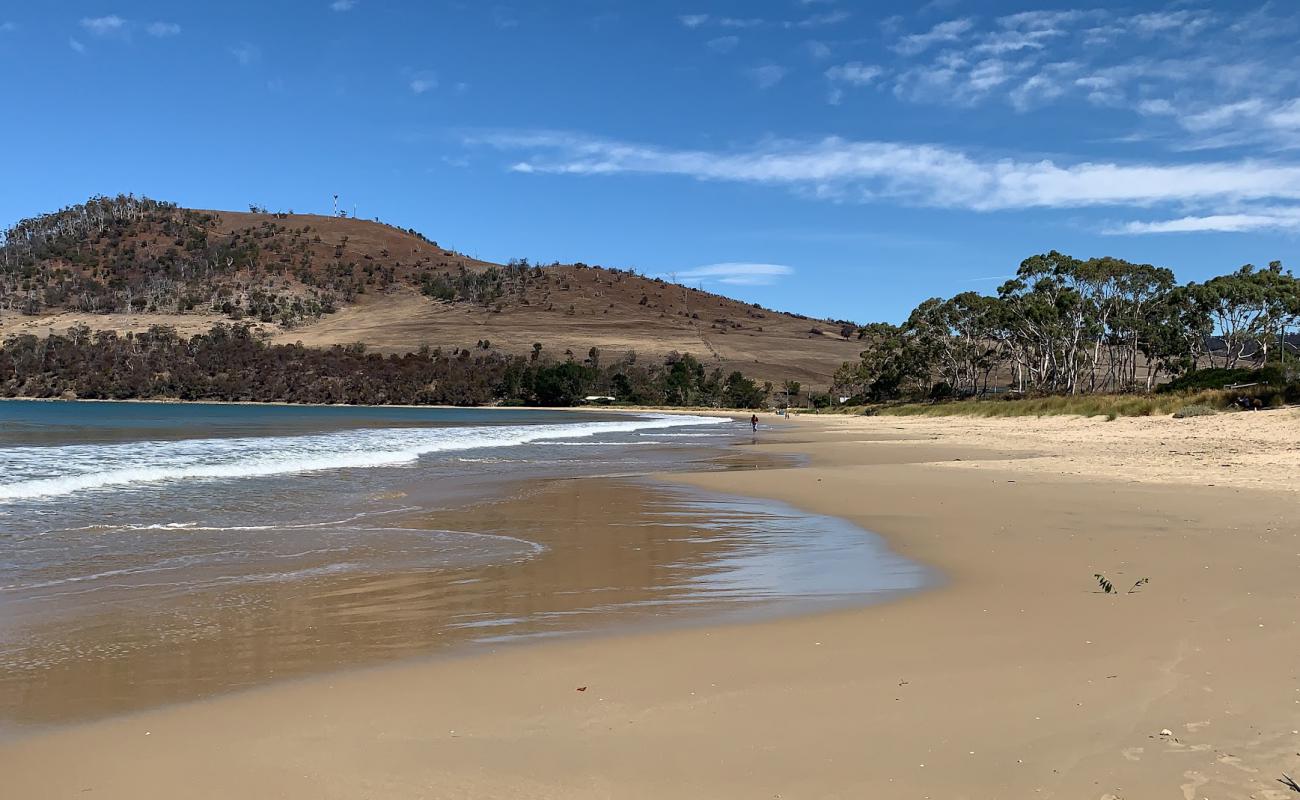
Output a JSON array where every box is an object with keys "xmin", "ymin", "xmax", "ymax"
[
  {"xmin": 1159, "ymin": 366, "xmax": 1285, "ymax": 393},
  {"xmin": 1172, "ymin": 404, "xmax": 1216, "ymax": 419}
]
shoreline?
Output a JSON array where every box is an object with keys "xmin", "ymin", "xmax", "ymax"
[
  {"xmin": 0, "ymin": 395, "xmax": 755, "ymax": 416},
  {"xmin": 2, "ymin": 413, "xmax": 1297, "ymax": 797},
  {"xmin": 2, "ymin": 412, "xmax": 928, "ymax": 732}
]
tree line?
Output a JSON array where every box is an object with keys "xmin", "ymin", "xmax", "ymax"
[
  {"xmin": 0, "ymin": 324, "xmax": 769, "ymax": 408},
  {"xmin": 833, "ymin": 252, "xmax": 1300, "ymax": 402}
]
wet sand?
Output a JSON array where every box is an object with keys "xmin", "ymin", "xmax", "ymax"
[
  {"xmin": 3, "ymin": 413, "xmax": 1299, "ymax": 798},
  {"xmin": 1, "ymin": 443, "xmax": 925, "ymax": 728}
]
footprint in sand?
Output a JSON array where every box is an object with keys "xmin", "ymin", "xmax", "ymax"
[
  {"xmin": 1121, "ymin": 746, "xmax": 1144, "ymax": 762},
  {"xmin": 1180, "ymin": 769, "xmax": 1209, "ymax": 800},
  {"xmin": 1215, "ymin": 753, "xmax": 1258, "ymax": 774}
]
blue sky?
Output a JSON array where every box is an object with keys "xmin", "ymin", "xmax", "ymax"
[{"xmin": 2, "ymin": 1, "xmax": 1298, "ymax": 323}]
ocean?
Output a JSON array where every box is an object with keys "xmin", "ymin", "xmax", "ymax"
[{"xmin": 0, "ymin": 400, "xmax": 927, "ymax": 727}]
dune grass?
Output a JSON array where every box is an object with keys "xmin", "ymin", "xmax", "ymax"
[{"xmin": 838, "ymin": 386, "xmax": 1294, "ymax": 419}]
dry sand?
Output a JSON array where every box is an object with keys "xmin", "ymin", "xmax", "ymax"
[{"xmin": 2, "ymin": 411, "xmax": 1298, "ymax": 799}]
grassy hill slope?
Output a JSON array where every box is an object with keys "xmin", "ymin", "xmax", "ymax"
[{"xmin": 1, "ymin": 196, "xmax": 862, "ymax": 387}]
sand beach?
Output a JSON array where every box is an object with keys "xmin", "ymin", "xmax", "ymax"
[{"xmin": 3, "ymin": 409, "xmax": 1298, "ymax": 799}]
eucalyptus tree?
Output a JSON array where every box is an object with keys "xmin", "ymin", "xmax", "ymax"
[
  {"xmin": 1191, "ymin": 264, "xmax": 1300, "ymax": 368},
  {"xmin": 904, "ymin": 292, "xmax": 1005, "ymax": 396},
  {"xmin": 833, "ymin": 322, "xmax": 929, "ymax": 401}
]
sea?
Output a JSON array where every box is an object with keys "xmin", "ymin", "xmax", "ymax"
[{"xmin": 0, "ymin": 399, "xmax": 929, "ymax": 727}]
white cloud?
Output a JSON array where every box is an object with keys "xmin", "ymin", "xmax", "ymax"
[
  {"xmin": 331, "ymin": 0, "xmax": 357, "ymax": 10},
  {"xmin": 1137, "ymin": 98, "xmax": 1176, "ymax": 116},
  {"xmin": 1179, "ymin": 99, "xmax": 1268, "ymax": 132},
  {"xmin": 748, "ymin": 64, "xmax": 787, "ymax": 89},
  {"xmin": 81, "ymin": 15, "xmax": 126, "ymax": 36},
  {"xmin": 826, "ymin": 62, "xmax": 884, "ymax": 86},
  {"xmin": 409, "ymin": 71, "xmax": 438, "ymax": 94},
  {"xmin": 1128, "ymin": 9, "xmax": 1214, "ymax": 36},
  {"xmin": 893, "ymin": 18, "xmax": 974, "ymax": 56},
  {"xmin": 679, "ymin": 14, "xmax": 709, "ymax": 28},
  {"xmin": 471, "ymin": 130, "xmax": 1300, "ymax": 218},
  {"xmin": 69, "ymin": 37, "xmax": 86, "ymax": 53},
  {"xmin": 146, "ymin": 22, "xmax": 181, "ymax": 37},
  {"xmin": 707, "ymin": 35, "xmax": 739, "ymax": 54},
  {"xmin": 873, "ymin": 5, "xmax": 1300, "ymax": 151},
  {"xmin": 0, "ymin": 22, "xmax": 16, "ymax": 33},
  {"xmin": 791, "ymin": 10, "xmax": 851, "ymax": 29},
  {"xmin": 1008, "ymin": 63, "xmax": 1078, "ymax": 112},
  {"xmin": 230, "ymin": 42, "xmax": 260, "ymax": 66},
  {"xmin": 966, "ymin": 59, "xmax": 1015, "ymax": 92},
  {"xmin": 674, "ymin": 263, "xmax": 794, "ymax": 286},
  {"xmin": 1113, "ymin": 208, "xmax": 1300, "ymax": 234}
]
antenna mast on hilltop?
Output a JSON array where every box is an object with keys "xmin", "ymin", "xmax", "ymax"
[{"xmin": 333, "ymin": 194, "xmax": 339, "ymax": 216}]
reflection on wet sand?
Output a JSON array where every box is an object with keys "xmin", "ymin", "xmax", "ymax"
[{"xmin": 1, "ymin": 476, "xmax": 926, "ymax": 729}]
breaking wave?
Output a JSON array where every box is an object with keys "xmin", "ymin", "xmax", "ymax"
[{"xmin": 0, "ymin": 414, "xmax": 718, "ymax": 501}]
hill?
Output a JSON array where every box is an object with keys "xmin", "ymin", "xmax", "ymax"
[{"xmin": 0, "ymin": 196, "xmax": 862, "ymax": 388}]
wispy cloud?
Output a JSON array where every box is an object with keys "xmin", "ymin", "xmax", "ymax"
[
  {"xmin": 470, "ymin": 130, "xmax": 1300, "ymax": 236},
  {"xmin": 674, "ymin": 263, "xmax": 794, "ymax": 286},
  {"xmin": 1112, "ymin": 208, "xmax": 1300, "ymax": 234},
  {"xmin": 679, "ymin": 14, "xmax": 709, "ymax": 29},
  {"xmin": 69, "ymin": 37, "xmax": 86, "ymax": 54},
  {"xmin": 790, "ymin": 10, "xmax": 851, "ymax": 29},
  {"xmin": 0, "ymin": 22, "xmax": 16, "ymax": 34},
  {"xmin": 330, "ymin": 0, "xmax": 357, "ymax": 10},
  {"xmin": 707, "ymin": 35, "xmax": 739, "ymax": 54},
  {"xmin": 825, "ymin": 62, "xmax": 884, "ymax": 105},
  {"xmin": 893, "ymin": 18, "xmax": 974, "ymax": 56},
  {"xmin": 146, "ymin": 22, "xmax": 181, "ymax": 37},
  {"xmin": 409, "ymin": 70, "xmax": 438, "ymax": 94},
  {"xmin": 493, "ymin": 7, "xmax": 519, "ymax": 29},
  {"xmin": 805, "ymin": 40, "xmax": 832, "ymax": 60},
  {"xmin": 230, "ymin": 42, "xmax": 260, "ymax": 66},
  {"xmin": 80, "ymin": 15, "xmax": 127, "ymax": 36},
  {"xmin": 877, "ymin": 5, "xmax": 1300, "ymax": 152},
  {"xmin": 826, "ymin": 62, "xmax": 884, "ymax": 86},
  {"xmin": 747, "ymin": 64, "xmax": 787, "ymax": 89}
]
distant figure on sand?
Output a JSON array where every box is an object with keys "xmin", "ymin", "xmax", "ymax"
[{"xmin": 751, "ymin": 414, "xmax": 758, "ymax": 432}]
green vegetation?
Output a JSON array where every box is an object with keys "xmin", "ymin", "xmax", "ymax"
[
  {"xmin": 827, "ymin": 251, "xmax": 1300, "ymax": 417},
  {"xmin": 1158, "ymin": 366, "xmax": 1284, "ymax": 393},
  {"xmin": 833, "ymin": 252, "xmax": 1299, "ymax": 403},
  {"xmin": 852, "ymin": 386, "xmax": 1294, "ymax": 419},
  {"xmin": 0, "ymin": 325, "xmax": 768, "ymax": 408},
  {"xmin": 1171, "ymin": 404, "xmax": 1216, "ymax": 419}
]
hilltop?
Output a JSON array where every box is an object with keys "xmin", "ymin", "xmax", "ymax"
[{"xmin": 0, "ymin": 196, "xmax": 862, "ymax": 388}]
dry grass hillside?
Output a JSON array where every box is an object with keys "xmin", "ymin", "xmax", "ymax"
[{"xmin": 1, "ymin": 199, "xmax": 863, "ymax": 388}]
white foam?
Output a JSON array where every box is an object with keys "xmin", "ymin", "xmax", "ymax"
[{"xmin": 0, "ymin": 414, "xmax": 717, "ymax": 501}]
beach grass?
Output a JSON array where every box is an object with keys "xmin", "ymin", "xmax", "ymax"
[{"xmin": 819, "ymin": 386, "xmax": 1297, "ymax": 419}]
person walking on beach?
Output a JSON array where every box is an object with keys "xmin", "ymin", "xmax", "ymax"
[{"xmin": 750, "ymin": 414, "xmax": 758, "ymax": 432}]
